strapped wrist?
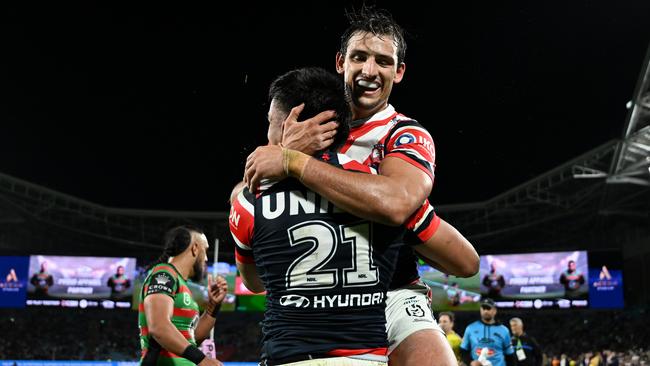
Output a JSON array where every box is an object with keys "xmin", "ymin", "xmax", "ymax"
[
  {"xmin": 181, "ymin": 344, "xmax": 206, "ymax": 364},
  {"xmin": 205, "ymin": 301, "xmax": 221, "ymax": 318},
  {"xmin": 282, "ymin": 148, "xmax": 310, "ymax": 180}
]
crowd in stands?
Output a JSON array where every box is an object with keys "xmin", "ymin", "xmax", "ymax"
[
  {"xmin": 0, "ymin": 307, "xmax": 648, "ymax": 364},
  {"xmin": 450, "ymin": 308, "xmax": 650, "ymax": 366}
]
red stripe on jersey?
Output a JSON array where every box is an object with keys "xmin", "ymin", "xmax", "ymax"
[
  {"xmin": 340, "ymin": 113, "xmax": 397, "ymax": 153},
  {"xmin": 178, "ymin": 285, "xmax": 191, "ymax": 294},
  {"xmin": 341, "ymin": 160, "xmax": 375, "ymax": 174},
  {"xmin": 229, "ymin": 194, "xmax": 254, "ymax": 248},
  {"xmin": 173, "ymin": 307, "xmax": 198, "ymax": 318},
  {"xmin": 139, "ymin": 327, "xmax": 192, "ymax": 339},
  {"xmin": 386, "ymin": 125, "xmax": 436, "ymax": 162},
  {"xmin": 160, "ymin": 350, "xmax": 182, "ymax": 358},
  {"xmin": 152, "ymin": 265, "xmax": 179, "ymax": 278},
  {"xmin": 236, "ymin": 250, "xmax": 255, "ymax": 264},
  {"xmin": 138, "ymin": 303, "xmax": 144, "ymax": 312},
  {"xmin": 384, "ymin": 152, "xmax": 434, "ymax": 182},
  {"xmin": 418, "ymin": 213, "xmax": 441, "ymax": 242},
  {"xmin": 404, "ymin": 200, "xmax": 430, "ymax": 231},
  {"xmin": 327, "ymin": 347, "xmax": 388, "ymax": 357}
]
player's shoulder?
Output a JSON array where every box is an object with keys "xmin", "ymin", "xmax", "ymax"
[
  {"xmin": 497, "ymin": 323, "xmax": 510, "ymax": 332},
  {"xmin": 392, "ymin": 113, "xmax": 425, "ymax": 129},
  {"xmin": 149, "ymin": 263, "xmax": 179, "ymax": 279}
]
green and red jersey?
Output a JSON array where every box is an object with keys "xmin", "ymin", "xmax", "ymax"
[{"xmin": 138, "ymin": 263, "xmax": 200, "ymax": 366}]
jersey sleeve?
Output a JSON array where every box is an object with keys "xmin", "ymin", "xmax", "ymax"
[
  {"xmin": 403, "ymin": 199, "xmax": 441, "ymax": 245},
  {"xmin": 229, "ymin": 189, "xmax": 255, "ymax": 264},
  {"xmin": 384, "ymin": 120, "xmax": 436, "ymax": 184},
  {"xmin": 502, "ymin": 326, "xmax": 515, "ymax": 355},
  {"xmin": 335, "ymin": 153, "xmax": 378, "ymax": 174},
  {"xmin": 143, "ymin": 265, "xmax": 178, "ymax": 299}
]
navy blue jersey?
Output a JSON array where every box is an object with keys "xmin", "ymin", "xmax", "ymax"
[{"xmin": 230, "ymin": 155, "xmax": 406, "ymax": 359}]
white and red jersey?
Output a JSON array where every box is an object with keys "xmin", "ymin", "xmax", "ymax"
[
  {"xmin": 340, "ymin": 104, "xmax": 436, "ymax": 185},
  {"xmin": 341, "ymin": 105, "xmax": 440, "ymax": 289}
]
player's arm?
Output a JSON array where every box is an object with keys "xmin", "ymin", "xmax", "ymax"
[
  {"xmin": 245, "ymin": 109, "xmax": 434, "ymax": 226},
  {"xmin": 195, "ymin": 275, "xmax": 229, "ymax": 344},
  {"xmin": 406, "ymin": 204, "xmax": 479, "ymax": 277},
  {"xmin": 414, "ymin": 231, "xmax": 479, "ymax": 277},
  {"xmin": 144, "ymin": 294, "xmax": 193, "ymax": 355},
  {"xmin": 236, "ymin": 262, "xmax": 264, "ymax": 293},
  {"xmin": 47, "ymin": 275, "xmax": 54, "ymax": 286},
  {"xmin": 245, "ymin": 148, "xmax": 431, "ymax": 226},
  {"xmin": 229, "ymin": 183, "xmax": 265, "ymax": 294}
]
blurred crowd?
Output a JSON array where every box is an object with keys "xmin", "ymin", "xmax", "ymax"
[{"xmin": 0, "ymin": 307, "xmax": 648, "ymax": 364}]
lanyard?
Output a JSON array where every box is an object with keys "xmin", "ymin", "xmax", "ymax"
[{"xmin": 516, "ymin": 338, "xmax": 523, "ymax": 350}]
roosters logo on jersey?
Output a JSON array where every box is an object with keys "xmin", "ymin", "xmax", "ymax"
[
  {"xmin": 370, "ymin": 144, "xmax": 384, "ymax": 166},
  {"xmin": 280, "ymin": 294, "xmax": 310, "ymax": 308},
  {"xmin": 394, "ymin": 133, "xmax": 416, "ymax": 147}
]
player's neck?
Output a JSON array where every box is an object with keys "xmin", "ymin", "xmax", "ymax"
[
  {"xmin": 168, "ymin": 257, "xmax": 190, "ymax": 280},
  {"xmin": 351, "ymin": 103, "xmax": 390, "ymax": 120}
]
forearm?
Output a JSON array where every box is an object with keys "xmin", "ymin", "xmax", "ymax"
[
  {"xmin": 294, "ymin": 156, "xmax": 425, "ymax": 226},
  {"xmin": 194, "ymin": 313, "xmax": 216, "ymax": 345},
  {"xmin": 237, "ymin": 262, "xmax": 265, "ymax": 293},
  {"xmin": 150, "ymin": 321, "xmax": 195, "ymax": 356},
  {"xmin": 414, "ymin": 218, "xmax": 479, "ymax": 277},
  {"xmin": 416, "ymin": 254, "xmax": 453, "ymax": 274}
]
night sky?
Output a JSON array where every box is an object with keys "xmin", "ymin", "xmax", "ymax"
[{"xmin": 2, "ymin": 1, "xmax": 649, "ymax": 212}]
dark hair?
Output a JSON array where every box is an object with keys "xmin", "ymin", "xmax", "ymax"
[
  {"xmin": 340, "ymin": 5, "xmax": 407, "ymax": 65},
  {"xmin": 439, "ymin": 311, "xmax": 455, "ymax": 323},
  {"xmin": 149, "ymin": 225, "xmax": 204, "ymax": 269},
  {"xmin": 269, "ymin": 67, "xmax": 351, "ymax": 151}
]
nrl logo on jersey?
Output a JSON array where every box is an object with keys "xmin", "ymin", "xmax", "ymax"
[{"xmin": 279, "ymin": 294, "xmax": 310, "ymax": 308}]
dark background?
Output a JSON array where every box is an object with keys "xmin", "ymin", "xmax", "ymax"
[{"xmin": 2, "ymin": 1, "xmax": 649, "ymax": 211}]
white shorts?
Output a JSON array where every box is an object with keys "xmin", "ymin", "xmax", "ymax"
[
  {"xmin": 385, "ymin": 280, "xmax": 444, "ymax": 353},
  {"xmin": 278, "ymin": 357, "xmax": 387, "ymax": 366}
]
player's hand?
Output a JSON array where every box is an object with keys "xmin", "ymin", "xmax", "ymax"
[
  {"xmin": 198, "ymin": 356, "xmax": 224, "ymax": 366},
  {"xmin": 207, "ymin": 274, "xmax": 228, "ymax": 306},
  {"xmin": 244, "ymin": 145, "xmax": 286, "ymax": 192},
  {"xmin": 281, "ymin": 104, "xmax": 339, "ymax": 155}
]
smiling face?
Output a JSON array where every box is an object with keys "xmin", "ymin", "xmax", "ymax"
[{"xmin": 336, "ymin": 31, "xmax": 405, "ymax": 120}]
